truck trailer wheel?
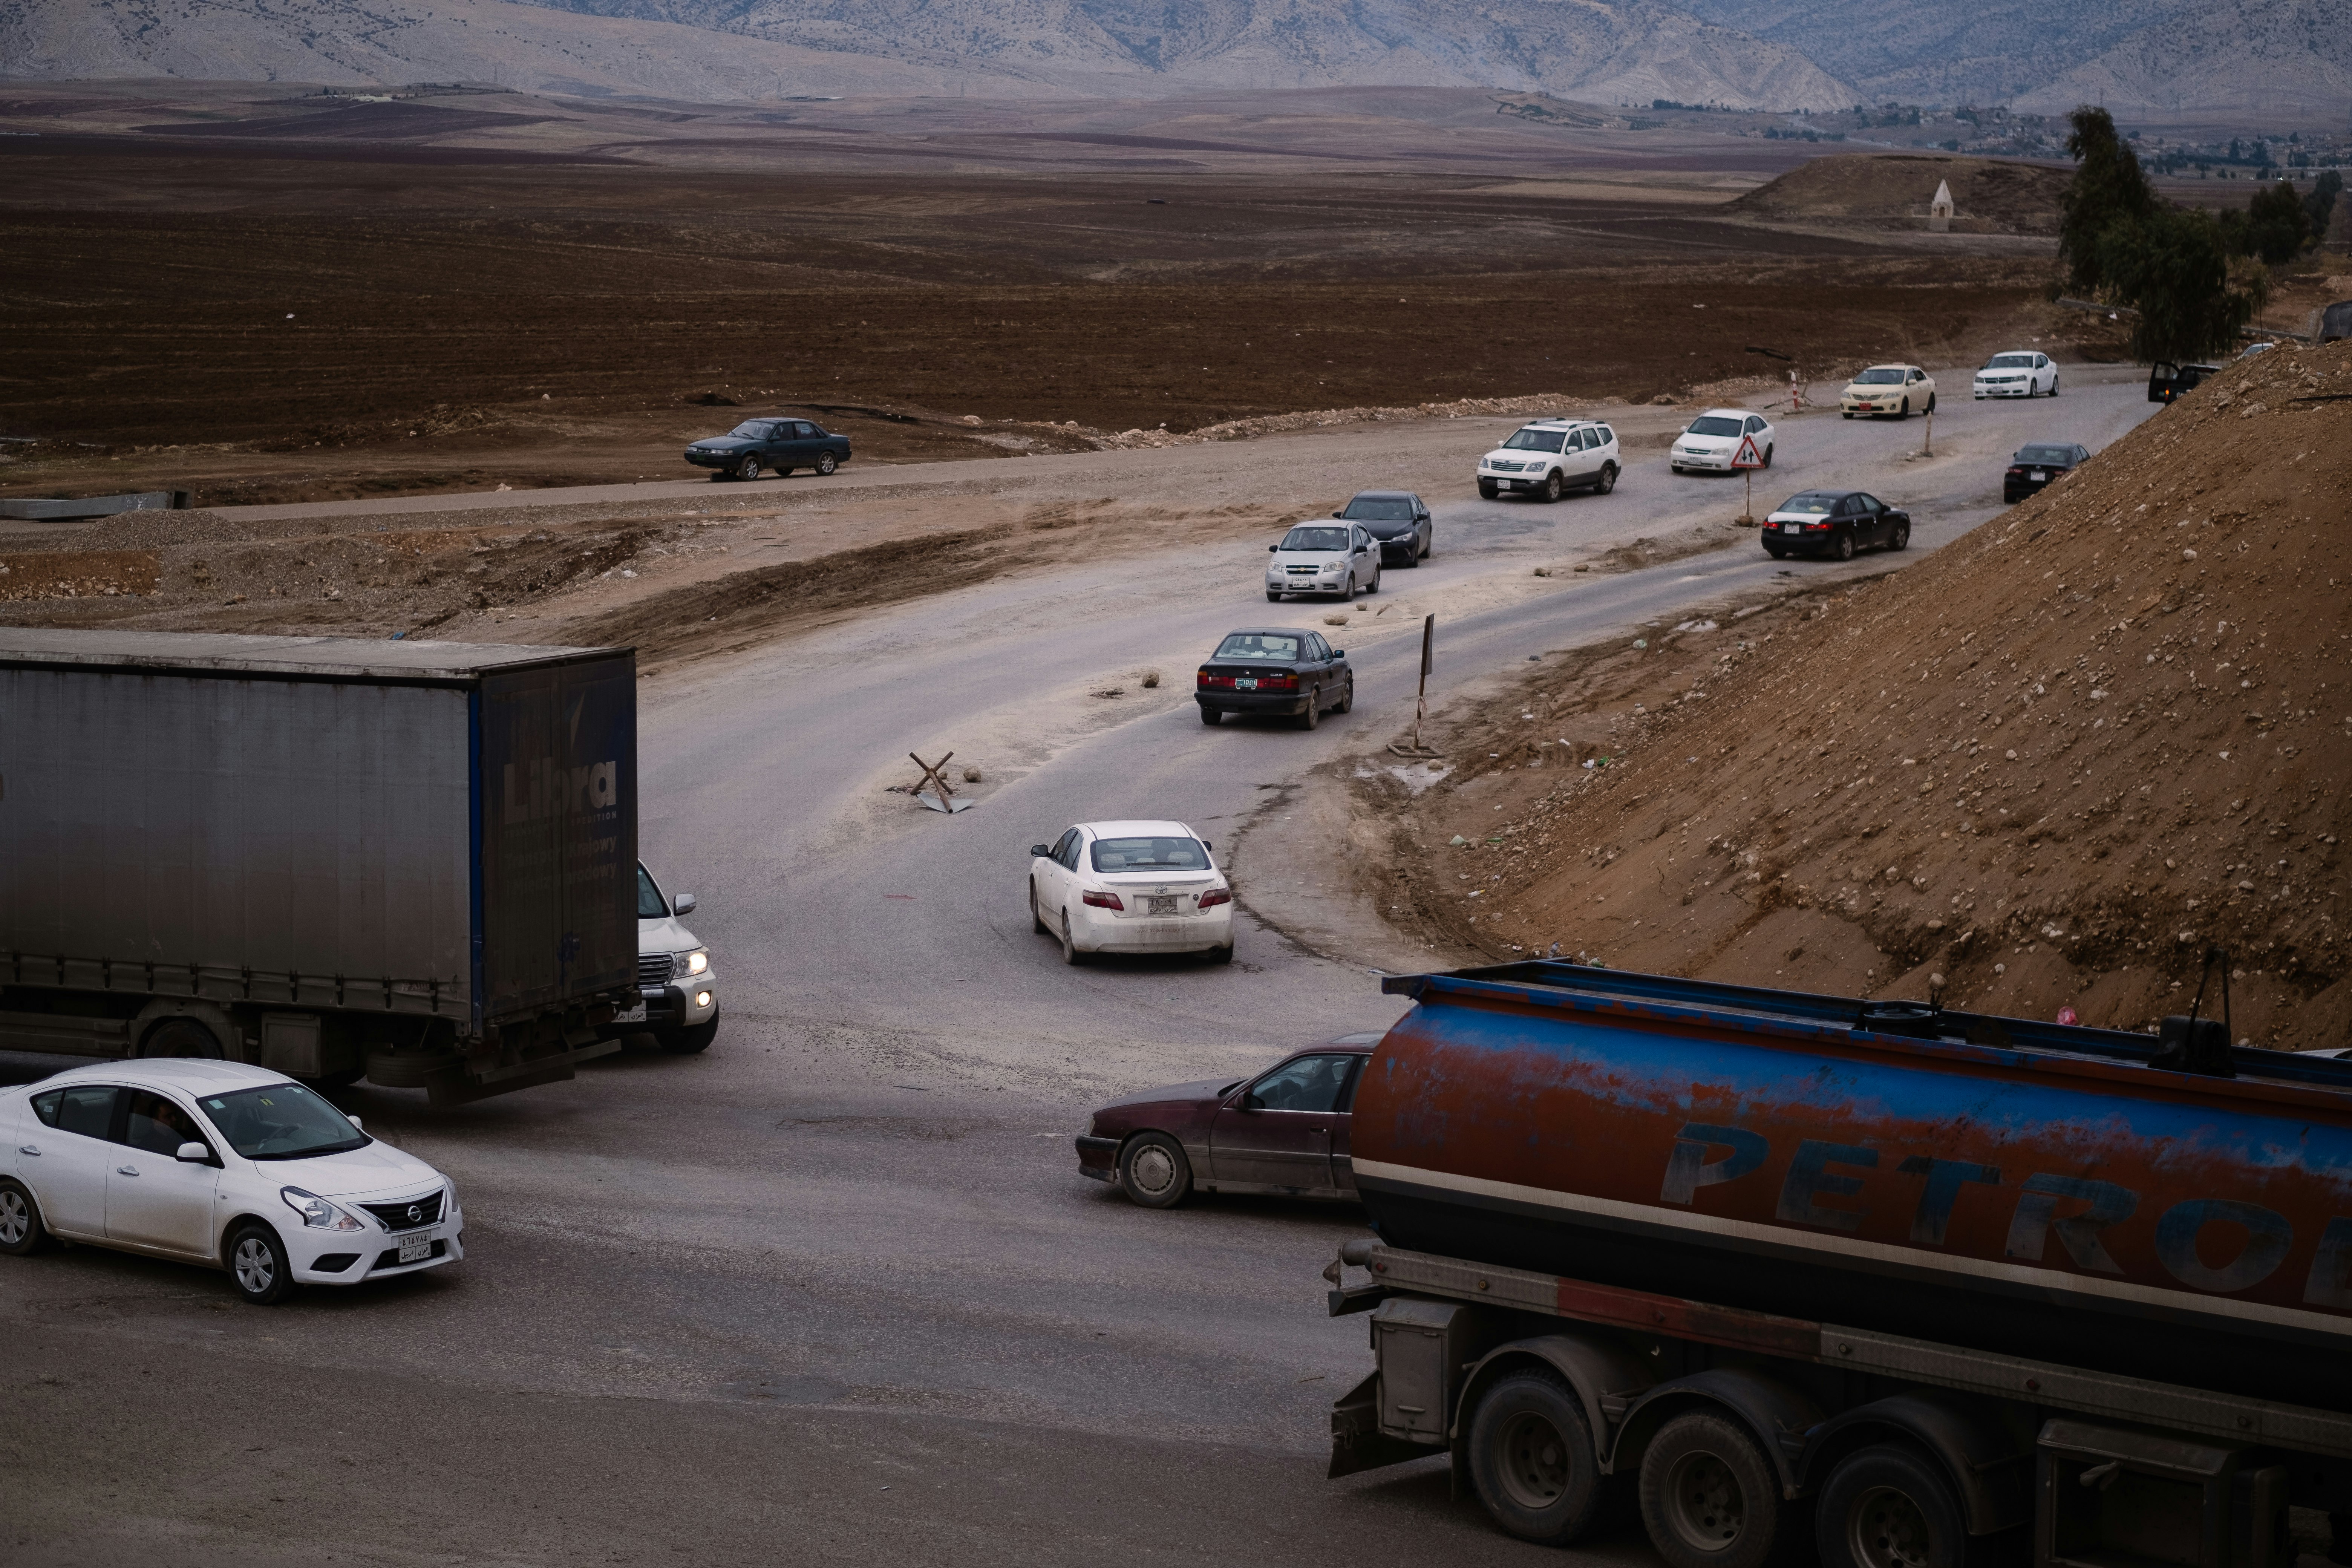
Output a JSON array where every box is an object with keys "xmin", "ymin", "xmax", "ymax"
[
  {"xmin": 660, "ymin": 1015, "xmax": 719, "ymax": 1055},
  {"xmin": 1467, "ymin": 1369, "xmax": 1609, "ymax": 1544},
  {"xmin": 1118, "ymin": 1132, "xmax": 1192, "ymax": 1208},
  {"xmin": 140, "ymin": 1018, "xmax": 224, "ymax": 1058},
  {"xmin": 1816, "ymin": 1445, "xmax": 1967, "ymax": 1568},
  {"xmin": 1639, "ymin": 1411, "xmax": 1785, "ymax": 1568}
]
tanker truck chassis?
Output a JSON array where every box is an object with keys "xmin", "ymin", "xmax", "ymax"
[{"xmin": 1327, "ymin": 1239, "xmax": 2349, "ymax": 1565}]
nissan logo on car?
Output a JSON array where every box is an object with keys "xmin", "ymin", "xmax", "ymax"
[{"xmin": 406, "ymin": 1204, "xmax": 423, "ymax": 1224}]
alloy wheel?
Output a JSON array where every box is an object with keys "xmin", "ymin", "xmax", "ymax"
[
  {"xmin": 1127, "ymin": 1143, "xmax": 1178, "ymax": 1199},
  {"xmin": 0, "ymin": 1190, "xmax": 28, "ymax": 1246},
  {"xmin": 816, "ymin": 452, "xmax": 838, "ymax": 475},
  {"xmin": 233, "ymin": 1235, "xmax": 277, "ymax": 1295}
]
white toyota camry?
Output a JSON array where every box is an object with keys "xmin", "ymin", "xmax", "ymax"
[
  {"xmin": 0, "ymin": 1060, "xmax": 462, "ymax": 1305},
  {"xmin": 1029, "ymin": 820, "xmax": 1235, "ymax": 964},
  {"xmin": 1669, "ymin": 408, "xmax": 1776, "ymax": 473}
]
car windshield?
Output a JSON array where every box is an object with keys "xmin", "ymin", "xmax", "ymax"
[
  {"xmin": 637, "ymin": 863, "xmax": 669, "ymax": 919},
  {"xmin": 1852, "ymin": 368, "xmax": 1906, "ymax": 385},
  {"xmin": 1502, "ymin": 428, "xmax": 1568, "ymax": 452},
  {"xmin": 1778, "ymin": 495, "xmax": 1836, "ymax": 514},
  {"xmin": 2016, "ymin": 446, "xmax": 2075, "ymax": 464},
  {"xmin": 1214, "ymin": 632, "xmax": 1301, "ymax": 661},
  {"xmin": 1342, "ymin": 496, "xmax": 1414, "ymax": 520},
  {"xmin": 1686, "ymin": 416, "xmax": 1743, "ymax": 437},
  {"xmin": 198, "ymin": 1083, "xmax": 369, "ymax": 1160},
  {"xmin": 1280, "ymin": 527, "xmax": 1349, "ymax": 551},
  {"xmin": 1987, "ymin": 355, "xmax": 2035, "ymax": 369},
  {"xmin": 1090, "ymin": 836, "xmax": 1209, "ymax": 873},
  {"xmin": 727, "ymin": 421, "xmax": 776, "ymax": 438}
]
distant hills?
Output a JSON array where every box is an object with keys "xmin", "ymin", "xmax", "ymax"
[{"xmin": 0, "ymin": 0, "xmax": 2340, "ymax": 115}]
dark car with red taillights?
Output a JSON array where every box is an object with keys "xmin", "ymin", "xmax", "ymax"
[
  {"xmin": 1761, "ymin": 488, "xmax": 1910, "ymax": 562},
  {"xmin": 1075, "ymin": 1035, "xmax": 1382, "ymax": 1207},
  {"xmin": 1196, "ymin": 627, "xmax": 1355, "ymax": 730},
  {"xmin": 2003, "ymin": 442, "xmax": 2090, "ymax": 504}
]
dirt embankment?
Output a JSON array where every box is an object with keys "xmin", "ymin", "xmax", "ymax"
[
  {"xmin": 1363, "ymin": 341, "xmax": 2352, "ymax": 1047},
  {"xmin": 1732, "ymin": 153, "xmax": 2072, "ymax": 236}
]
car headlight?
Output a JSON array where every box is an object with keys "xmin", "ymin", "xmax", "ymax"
[
  {"xmin": 281, "ymin": 1187, "xmax": 364, "ymax": 1231},
  {"xmin": 680, "ymin": 948, "xmax": 709, "ymax": 976}
]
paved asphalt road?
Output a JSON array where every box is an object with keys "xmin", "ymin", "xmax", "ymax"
[{"xmin": 1, "ymin": 375, "xmax": 2157, "ymax": 1566}]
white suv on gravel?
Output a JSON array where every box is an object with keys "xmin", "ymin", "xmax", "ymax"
[{"xmin": 1476, "ymin": 419, "xmax": 1620, "ymax": 502}]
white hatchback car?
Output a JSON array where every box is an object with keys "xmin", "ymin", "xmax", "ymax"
[
  {"xmin": 1973, "ymin": 350, "xmax": 2059, "ymax": 399},
  {"xmin": 1029, "ymin": 820, "xmax": 1235, "ymax": 965},
  {"xmin": 1670, "ymin": 408, "xmax": 1776, "ymax": 473},
  {"xmin": 1476, "ymin": 418, "xmax": 1621, "ymax": 501},
  {"xmin": 0, "ymin": 1060, "xmax": 462, "ymax": 1305}
]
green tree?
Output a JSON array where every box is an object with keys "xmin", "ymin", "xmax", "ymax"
[
  {"xmin": 2308, "ymin": 171, "xmax": 2344, "ymax": 246},
  {"xmin": 2060, "ymin": 107, "xmax": 2156, "ymax": 292},
  {"xmin": 2242, "ymin": 180, "xmax": 2312, "ymax": 264},
  {"xmin": 2098, "ymin": 207, "xmax": 2261, "ymax": 361}
]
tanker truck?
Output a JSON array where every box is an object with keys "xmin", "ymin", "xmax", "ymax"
[{"xmin": 1325, "ymin": 960, "xmax": 2352, "ymax": 1567}]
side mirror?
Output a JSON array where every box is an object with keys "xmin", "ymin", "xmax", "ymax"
[
  {"xmin": 1331, "ymin": 510, "xmax": 1344, "ymax": 518},
  {"xmin": 1240, "ymin": 1092, "xmax": 1263, "ymax": 1112},
  {"xmin": 1031, "ymin": 844, "xmax": 1052, "ymax": 858},
  {"xmin": 175, "ymin": 1141, "xmax": 210, "ymax": 1164},
  {"xmin": 1330, "ymin": 649, "xmax": 1346, "ymax": 659},
  {"xmin": 1268, "ymin": 544, "xmax": 1279, "ymax": 553},
  {"xmin": 1202, "ymin": 840, "xmax": 1213, "ymax": 853},
  {"xmin": 675, "ymin": 893, "xmax": 698, "ymax": 916},
  {"xmin": 346, "ymin": 1115, "xmax": 363, "ymax": 1132}
]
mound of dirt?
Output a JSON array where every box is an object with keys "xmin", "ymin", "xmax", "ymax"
[
  {"xmin": 1405, "ymin": 340, "xmax": 2352, "ymax": 1048},
  {"xmin": 1732, "ymin": 153, "xmax": 2071, "ymax": 236}
]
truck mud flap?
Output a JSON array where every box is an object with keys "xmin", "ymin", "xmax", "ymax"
[
  {"xmin": 1329, "ymin": 1372, "xmax": 1444, "ymax": 1479},
  {"xmin": 424, "ymin": 1038, "xmax": 623, "ymax": 1107}
]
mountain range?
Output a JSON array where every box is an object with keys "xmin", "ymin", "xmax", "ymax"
[{"xmin": 0, "ymin": 0, "xmax": 2338, "ymax": 114}]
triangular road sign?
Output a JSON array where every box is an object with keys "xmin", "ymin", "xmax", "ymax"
[{"xmin": 1732, "ymin": 434, "xmax": 1766, "ymax": 470}]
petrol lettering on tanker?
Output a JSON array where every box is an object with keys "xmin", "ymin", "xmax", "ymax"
[{"xmin": 1661, "ymin": 1121, "xmax": 2342, "ymax": 1308}]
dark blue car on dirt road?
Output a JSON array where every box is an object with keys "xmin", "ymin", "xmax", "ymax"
[{"xmin": 684, "ymin": 418, "xmax": 850, "ymax": 481}]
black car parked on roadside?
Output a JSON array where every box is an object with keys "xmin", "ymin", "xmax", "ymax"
[
  {"xmin": 1762, "ymin": 489, "xmax": 1911, "ymax": 561},
  {"xmin": 1331, "ymin": 490, "xmax": 1433, "ymax": 566},
  {"xmin": 2004, "ymin": 442, "xmax": 2091, "ymax": 503},
  {"xmin": 1196, "ymin": 628, "xmax": 1354, "ymax": 730},
  {"xmin": 684, "ymin": 418, "xmax": 851, "ymax": 481}
]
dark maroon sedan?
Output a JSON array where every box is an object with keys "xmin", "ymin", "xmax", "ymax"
[{"xmin": 1075, "ymin": 1034, "xmax": 1383, "ymax": 1207}]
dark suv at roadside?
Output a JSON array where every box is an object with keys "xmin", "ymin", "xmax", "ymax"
[{"xmin": 684, "ymin": 418, "xmax": 851, "ymax": 481}]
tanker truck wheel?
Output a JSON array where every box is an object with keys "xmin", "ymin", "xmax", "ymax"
[
  {"xmin": 1467, "ymin": 1369, "xmax": 1609, "ymax": 1544},
  {"xmin": 1639, "ymin": 1411, "xmax": 1786, "ymax": 1568},
  {"xmin": 1816, "ymin": 1446, "xmax": 1968, "ymax": 1568},
  {"xmin": 1117, "ymin": 1132, "xmax": 1192, "ymax": 1208}
]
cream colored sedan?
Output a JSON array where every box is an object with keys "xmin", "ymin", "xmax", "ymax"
[{"xmin": 1840, "ymin": 364, "xmax": 1936, "ymax": 420}]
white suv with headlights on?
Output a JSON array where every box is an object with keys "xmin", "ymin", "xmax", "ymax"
[
  {"xmin": 0, "ymin": 1060, "xmax": 462, "ymax": 1306},
  {"xmin": 1476, "ymin": 419, "xmax": 1620, "ymax": 502},
  {"xmin": 617, "ymin": 861, "xmax": 718, "ymax": 1054}
]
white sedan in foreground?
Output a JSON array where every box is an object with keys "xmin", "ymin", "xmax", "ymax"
[
  {"xmin": 0, "ymin": 1060, "xmax": 462, "ymax": 1305},
  {"xmin": 1029, "ymin": 819, "xmax": 1235, "ymax": 965}
]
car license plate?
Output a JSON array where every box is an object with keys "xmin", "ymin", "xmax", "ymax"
[
  {"xmin": 398, "ymin": 1233, "xmax": 432, "ymax": 1264},
  {"xmin": 2030, "ymin": 470, "xmax": 2047, "ymax": 481},
  {"xmin": 1782, "ymin": 523, "xmax": 1800, "ymax": 533},
  {"xmin": 1235, "ymin": 677, "xmax": 1257, "ymax": 689},
  {"xmin": 1143, "ymin": 896, "xmax": 1179, "ymax": 915},
  {"xmin": 612, "ymin": 1001, "xmax": 646, "ymax": 1024}
]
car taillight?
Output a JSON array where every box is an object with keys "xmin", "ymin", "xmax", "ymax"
[
  {"xmin": 1261, "ymin": 673, "xmax": 1298, "ymax": 691},
  {"xmin": 1197, "ymin": 888, "xmax": 1231, "ymax": 909},
  {"xmin": 1198, "ymin": 671, "xmax": 1234, "ymax": 689},
  {"xmin": 2006, "ymin": 466, "xmax": 2026, "ymax": 475},
  {"xmin": 1082, "ymin": 890, "xmax": 1124, "ymax": 910}
]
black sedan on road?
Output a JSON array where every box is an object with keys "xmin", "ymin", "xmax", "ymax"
[
  {"xmin": 1331, "ymin": 490, "xmax": 1433, "ymax": 566},
  {"xmin": 1196, "ymin": 628, "xmax": 1354, "ymax": 730},
  {"xmin": 1762, "ymin": 489, "xmax": 1911, "ymax": 561},
  {"xmin": 684, "ymin": 418, "xmax": 851, "ymax": 481},
  {"xmin": 2004, "ymin": 443, "xmax": 2090, "ymax": 503}
]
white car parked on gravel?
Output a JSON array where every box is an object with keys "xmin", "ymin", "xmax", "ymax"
[
  {"xmin": 1028, "ymin": 821, "xmax": 1234, "ymax": 965},
  {"xmin": 0, "ymin": 1060, "xmax": 462, "ymax": 1305},
  {"xmin": 1266, "ymin": 522, "xmax": 1382, "ymax": 601},
  {"xmin": 1476, "ymin": 419, "xmax": 1621, "ymax": 502},
  {"xmin": 1972, "ymin": 351, "xmax": 2059, "ymax": 399},
  {"xmin": 1670, "ymin": 409, "xmax": 1776, "ymax": 473}
]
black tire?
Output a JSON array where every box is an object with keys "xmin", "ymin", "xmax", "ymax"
[
  {"xmin": 1833, "ymin": 530, "xmax": 1856, "ymax": 562},
  {"xmin": 1331, "ymin": 678, "xmax": 1354, "ymax": 715},
  {"xmin": 1764, "ymin": 544, "xmax": 1787, "ymax": 560},
  {"xmin": 1199, "ymin": 706, "xmax": 1221, "ymax": 727},
  {"xmin": 1816, "ymin": 1445, "xmax": 1968, "ymax": 1568},
  {"xmin": 1266, "ymin": 590, "xmax": 1283, "ymax": 602},
  {"xmin": 1593, "ymin": 462, "xmax": 1618, "ymax": 495},
  {"xmin": 227, "ymin": 1222, "xmax": 299, "ymax": 1306},
  {"xmin": 1032, "ymin": 882, "xmax": 1050, "ymax": 933},
  {"xmin": 1890, "ymin": 520, "xmax": 1911, "ymax": 551},
  {"xmin": 2049, "ymin": 376, "xmax": 2060, "ymax": 398},
  {"xmin": 141, "ymin": 1018, "xmax": 224, "ymax": 1058},
  {"xmin": 309, "ymin": 1065, "xmax": 366, "ymax": 1088},
  {"xmin": 1478, "ymin": 481, "xmax": 1499, "ymax": 500},
  {"xmin": 1118, "ymin": 1132, "xmax": 1192, "ymax": 1207},
  {"xmin": 1638, "ymin": 1411, "xmax": 1785, "ymax": 1568},
  {"xmin": 1467, "ymin": 1369, "xmax": 1611, "ymax": 1545},
  {"xmin": 1060, "ymin": 911, "xmax": 1085, "ymax": 966},
  {"xmin": 1926, "ymin": 394, "xmax": 1937, "ymax": 413},
  {"xmin": 1842, "ymin": 412, "xmax": 1854, "ymax": 420},
  {"xmin": 1540, "ymin": 470, "xmax": 1565, "ymax": 503},
  {"xmin": 815, "ymin": 451, "xmax": 839, "ymax": 475},
  {"xmin": 660, "ymin": 1014, "xmax": 718, "ymax": 1055},
  {"xmin": 0, "ymin": 1178, "xmax": 53, "ymax": 1256},
  {"xmin": 1297, "ymin": 690, "xmax": 1321, "ymax": 731},
  {"xmin": 1897, "ymin": 398, "xmax": 1909, "ymax": 420},
  {"xmin": 735, "ymin": 456, "xmax": 763, "ymax": 482},
  {"xmin": 1762, "ymin": 444, "xmax": 1774, "ymax": 468},
  {"xmin": 1207, "ymin": 943, "xmax": 1234, "ymax": 965}
]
